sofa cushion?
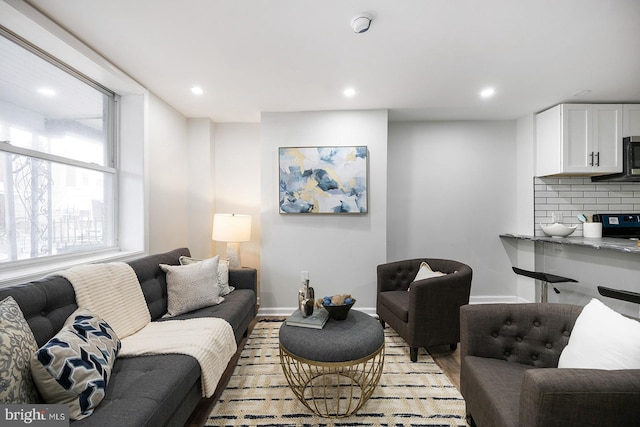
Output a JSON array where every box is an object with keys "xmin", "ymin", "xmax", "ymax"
[
  {"xmin": 31, "ymin": 309, "xmax": 120, "ymax": 420},
  {"xmin": 558, "ymin": 298, "xmax": 640, "ymax": 370},
  {"xmin": 0, "ymin": 296, "xmax": 40, "ymax": 404},
  {"xmin": 160, "ymin": 256, "xmax": 222, "ymax": 317},
  {"xmin": 130, "ymin": 248, "xmax": 191, "ymax": 321},
  {"xmin": 0, "ymin": 276, "xmax": 78, "ymax": 348},
  {"xmin": 377, "ymin": 291, "xmax": 409, "ymax": 322},
  {"xmin": 462, "ymin": 356, "xmax": 538, "ymax": 427},
  {"xmin": 72, "ymin": 354, "xmax": 202, "ymax": 427},
  {"xmin": 157, "ymin": 289, "xmax": 256, "ymax": 342}
]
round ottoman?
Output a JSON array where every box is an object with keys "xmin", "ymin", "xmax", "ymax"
[{"xmin": 278, "ymin": 310, "xmax": 385, "ymax": 418}]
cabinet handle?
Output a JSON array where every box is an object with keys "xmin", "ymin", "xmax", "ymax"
[
  {"xmin": 595, "ymin": 152, "xmax": 600, "ymax": 166},
  {"xmin": 589, "ymin": 152, "xmax": 594, "ymax": 166}
]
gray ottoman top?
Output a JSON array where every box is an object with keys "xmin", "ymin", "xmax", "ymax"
[{"xmin": 279, "ymin": 310, "xmax": 384, "ymax": 362}]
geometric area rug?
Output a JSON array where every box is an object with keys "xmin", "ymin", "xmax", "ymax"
[{"xmin": 207, "ymin": 319, "xmax": 468, "ymax": 426}]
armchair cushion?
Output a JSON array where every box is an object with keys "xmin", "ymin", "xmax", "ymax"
[
  {"xmin": 377, "ymin": 291, "xmax": 409, "ymax": 322},
  {"xmin": 520, "ymin": 367, "xmax": 640, "ymax": 427},
  {"xmin": 558, "ymin": 298, "xmax": 640, "ymax": 370},
  {"xmin": 461, "ymin": 356, "xmax": 536, "ymax": 427}
]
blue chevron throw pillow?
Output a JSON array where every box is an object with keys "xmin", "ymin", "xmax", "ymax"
[{"xmin": 30, "ymin": 309, "xmax": 121, "ymax": 420}]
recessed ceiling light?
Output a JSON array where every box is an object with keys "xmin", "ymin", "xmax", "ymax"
[
  {"xmin": 38, "ymin": 87, "xmax": 56, "ymax": 96},
  {"xmin": 191, "ymin": 86, "xmax": 204, "ymax": 95},
  {"xmin": 343, "ymin": 87, "xmax": 356, "ymax": 98},
  {"xmin": 480, "ymin": 87, "xmax": 495, "ymax": 99}
]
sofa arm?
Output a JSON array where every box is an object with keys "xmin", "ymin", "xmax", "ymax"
[
  {"xmin": 460, "ymin": 303, "xmax": 583, "ymax": 368},
  {"xmin": 229, "ymin": 268, "xmax": 257, "ymax": 293},
  {"xmin": 519, "ymin": 368, "xmax": 640, "ymax": 427}
]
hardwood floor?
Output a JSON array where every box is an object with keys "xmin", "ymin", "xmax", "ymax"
[{"xmin": 427, "ymin": 344, "xmax": 461, "ymax": 390}]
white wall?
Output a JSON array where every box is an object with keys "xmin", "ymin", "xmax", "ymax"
[
  {"xmin": 186, "ymin": 118, "xmax": 216, "ymax": 259},
  {"xmin": 387, "ymin": 121, "xmax": 519, "ymax": 301},
  {"xmin": 147, "ymin": 94, "xmax": 190, "ymax": 254},
  {"xmin": 260, "ymin": 110, "xmax": 388, "ymax": 314},
  {"xmin": 512, "ymin": 114, "xmax": 536, "ymax": 302},
  {"xmin": 213, "ymin": 123, "xmax": 261, "ymax": 269}
]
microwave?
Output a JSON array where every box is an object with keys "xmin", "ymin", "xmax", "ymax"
[{"xmin": 592, "ymin": 136, "xmax": 640, "ymax": 182}]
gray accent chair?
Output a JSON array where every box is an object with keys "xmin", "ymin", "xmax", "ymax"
[
  {"xmin": 376, "ymin": 258, "xmax": 472, "ymax": 362},
  {"xmin": 460, "ymin": 303, "xmax": 640, "ymax": 427}
]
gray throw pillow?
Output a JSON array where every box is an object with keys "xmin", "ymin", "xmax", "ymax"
[
  {"xmin": 0, "ymin": 296, "xmax": 39, "ymax": 404},
  {"xmin": 179, "ymin": 255, "xmax": 235, "ymax": 296},
  {"xmin": 161, "ymin": 255, "xmax": 223, "ymax": 317}
]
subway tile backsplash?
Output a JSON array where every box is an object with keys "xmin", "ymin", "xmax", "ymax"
[{"xmin": 534, "ymin": 177, "xmax": 640, "ymax": 236}]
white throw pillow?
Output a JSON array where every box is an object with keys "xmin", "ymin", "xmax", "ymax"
[
  {"xmin": 558, "ymin": 298, "xmax": 640, "ymax": 370},
  {"xmin": 161, "ymin": 256, "xmax": 223, "ymax": 317},
  {"xmin": 31, "ymin": 309, "xmax": 120, "ymax": 420},
  {"xmin": 413, "ymin": 261, "xmax": 446, "ymax": 281},
  {"xmin": 408, "ymin": 262, "xmax": 447, "ymax": 291}
]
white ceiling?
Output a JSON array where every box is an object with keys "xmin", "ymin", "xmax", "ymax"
[{"xmin": 23, "ymin": 0, "xmax": 640, "ymax": 123}]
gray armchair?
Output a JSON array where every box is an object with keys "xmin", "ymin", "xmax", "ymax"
[
  {"xmin": 376, "ymin": 258, "xmax": 472, "ymax": 362},
  {"xmin": 460, "ymin": 303, "xmax": 640, "ymax": 427}
]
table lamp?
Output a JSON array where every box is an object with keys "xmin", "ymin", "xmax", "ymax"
[{"xmin": 212, "ymin": 213, "xmax": 251, "ymax": 268}]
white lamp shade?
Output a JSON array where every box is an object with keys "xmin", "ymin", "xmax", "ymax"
[{"xmin": 212, "ymin": 214, "xmax": 251, "ymax": 242}]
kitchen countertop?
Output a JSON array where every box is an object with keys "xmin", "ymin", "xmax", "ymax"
[{"xmin": 500, "ymin": 233, "xmax": 640, "ymax": 254}]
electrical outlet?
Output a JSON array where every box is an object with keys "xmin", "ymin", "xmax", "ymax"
[{"xmin": 301, "ymin": 270, "xmax": 309, "ymax": 281}]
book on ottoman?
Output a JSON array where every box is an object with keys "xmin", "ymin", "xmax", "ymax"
[{"xmin": 285, "ymin": 308, "xmax": 329, "ymax": 329}]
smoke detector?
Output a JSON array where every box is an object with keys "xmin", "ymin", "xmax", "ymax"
[{"xmin": 351, "ymin": 13, "xmax": 373, "ymax": 33}]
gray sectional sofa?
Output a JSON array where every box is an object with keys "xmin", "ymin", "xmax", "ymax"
[{"xmin": 0, "ymin": 248, "xmax": 257, "ymax": 426}]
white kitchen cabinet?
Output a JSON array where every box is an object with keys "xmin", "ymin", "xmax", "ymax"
[
  {"xmin": 536, "ymin": 103, "xmax": 622, "ymax": 176},
  {"xmin": 623, "ymin": 104, "xmax": 640, "ymax": 136}
]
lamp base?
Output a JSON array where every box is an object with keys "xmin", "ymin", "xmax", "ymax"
[{"xmin": 226, "ymin": 242, "xmax": 241, "ymax": 269}]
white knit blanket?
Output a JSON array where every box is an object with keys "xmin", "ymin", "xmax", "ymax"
[
  {"xmin": 54, "ymin": 262, "xmax": 150, "ymax": 338},
  {"xmin": 119, "ymin": 318, "xmax": 237, "ymax": 397}
]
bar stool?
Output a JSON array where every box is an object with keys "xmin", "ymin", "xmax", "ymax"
[{"xmin": 512, "ymin": 267, "xmax": 578, "ymax": 303}]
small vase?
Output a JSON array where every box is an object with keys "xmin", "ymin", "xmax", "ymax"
[{"xmin": 298, "ymin": 280, "xmax": 315, "ymax": 317}]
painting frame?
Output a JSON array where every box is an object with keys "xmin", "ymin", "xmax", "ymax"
[{"xmin": 279, "ymin": 146, "xmax": 368, "ymax": 214}]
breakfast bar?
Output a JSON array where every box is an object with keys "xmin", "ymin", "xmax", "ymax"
[
  {"xmin": 500, "ymin": 233, "xmax": 640, "ymax": 254},
  {"xmin": 500, "ymin": 234, "xmax": 640, "ymax": 318}
]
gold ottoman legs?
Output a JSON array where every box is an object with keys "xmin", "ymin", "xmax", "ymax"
[{"xmin": 279, "ymin": 343, "xmax": 385, "ymax": 418}]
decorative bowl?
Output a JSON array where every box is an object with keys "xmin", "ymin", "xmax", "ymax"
[
  {"xmin": 540, "ymin": 223, "xmax": 577, "ymax": 238},
  {"xmin": 322, "ymin": 300, "xmax": 356, "ymax": 320}
]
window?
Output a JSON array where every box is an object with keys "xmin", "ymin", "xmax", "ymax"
[{"xmin": 0, "ymin": 27, "xmax": 117, "ymax": 264}]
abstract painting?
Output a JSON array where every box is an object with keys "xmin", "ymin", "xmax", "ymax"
[{"xmin": 279, "ymin": 146, "xmax": 368, "ymax": 214}]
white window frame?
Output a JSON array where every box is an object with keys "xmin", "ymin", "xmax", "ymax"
[
  {"xmin": 0, "ymin": 0, "xmax": 147, "ymax": 286},
  {"xmin": 0, "ymin": 26, "xmax": 120, "ymax": 266}
]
